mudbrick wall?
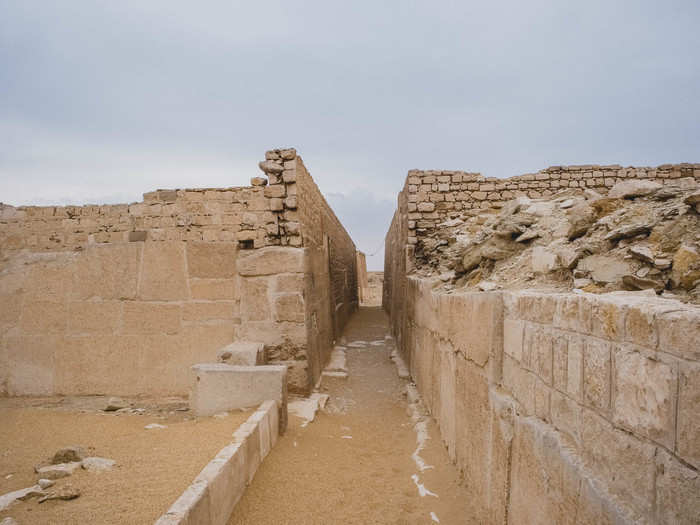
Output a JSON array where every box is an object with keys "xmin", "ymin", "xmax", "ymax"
[
  {"xmin": 0, "ymin": 148, "xmax": 357, "ymax": 396},
  {"xmin": 385, "ymin": 164, "xmax": 700, "ymax": 524},
  {"xmin": 405, "ymin": 163, "xmax": 700, "ymax": 246}
]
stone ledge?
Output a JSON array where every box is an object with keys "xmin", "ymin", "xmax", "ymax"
[{"xmin": 154, "ymin": 400, "xmax": 279, "ymax": 525}]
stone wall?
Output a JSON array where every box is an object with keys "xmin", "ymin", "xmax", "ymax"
[
  {"xmin": 403, "ymin": 163, "xmax": 700, "ymax": 246},
  {"xmin": 384, "ymin": 162, "xmax": 700, "ymax": 523},
  {"xmin": 392, "ymin": 280, "xmax": 699, "ymax": 524},
  {"xmin": 0, "ymin": 148, "xmax": 357, "ymax": 397}
]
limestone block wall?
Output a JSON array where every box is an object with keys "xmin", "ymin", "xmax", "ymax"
[
  {"xmin": 402, "ymin": 163, "xmax": 700, "ymax": 245},
  {"xmin": 0, "ymin": 148, "xmax": 357, "ymax": 397},
  {"xmin": 389, "ymin": 279, "xmax": 700, "ymax": 524}
]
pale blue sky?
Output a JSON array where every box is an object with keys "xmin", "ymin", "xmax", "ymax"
[{"xmin": 1, "ymin": 1, "xmax": 699, "ymax": 269}]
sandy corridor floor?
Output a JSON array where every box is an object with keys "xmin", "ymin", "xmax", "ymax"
[{"xmin": 230, "ymin": 307, "xmax": 469, "ymax": 525}]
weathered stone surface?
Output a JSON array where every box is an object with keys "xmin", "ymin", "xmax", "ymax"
[
  {"xmin": 608, "ymin": 179, "xmax": 662, "ymax": 199},
  {"xmin": 530, "ymin": 246, "xmax": 558, "ymax": 273},
  {"xmin": 237, "ymin": 247, "xmax": 305, "ymax": 276},
  {"xmin": 250, "ymin": 176, "xmax": 267, "ymax": 186},
  {"xmin": 655, "ymin": 449, "xmax": 700, "ymax": 524},
  {"xmin": 583, "ymin": 338, "xmax": 611, "ymax": 412},
  {"xmin": 187, "ymin": 242, "xmax": 238, "ymax": 279},
  {"xmin": 258, "ymin": 160, "xmax": 283, "ymax": 174},
  {"xmin": 38, "ymin": 483, "xmax": 80, "ymax": 503},
  {"xmin": 671, "ymin": 244, "xmax": 700, "ymax": 289},
  {"xmin": 273, "ymin": 293, "xmax": 305, "ymax": 323},
  {"xmin": 104, "ymin": 396, "xmax": 128, "ymax": 411},
  {"xmin": 189, "ymin": 278, "xmax": 237, "ymax": 300},
  {"xmin": 613, "ymin": 347, "xmax": 676, "ymax": 448},
  {"xmin": 139, "ymin": 242, "xmax": 188, "ymax": 300},
  {"xmin": 71, "ymin": 244, "xmax": 141, "ymax": 300},
  {"xmin": 677, "ymin": 362, "xmax": 700, "ymax": 469},
  {"xmin": 216, "ymin": 341, "xmax": 265, "ymax": 366},
  {"xmin": 0, "ymin": 485, "xmax": 44, "ymax": 511},
  {"xmin": 122, "ymin": 302, "xmax": 181, "ymax": 335},
  {"xmin": 239, "ymin": 278, "xmax": 270, "ymax": 322},
  {"xmin": 35, "ymin": 462, "xmax": 81, "ymax": 480},
  {"xmin": 566, "ymin": 202, "xmax": 596, "ymax": 239},
  {"xmin": 577, "ymin": 255, "xmax": 633, "ymax": 284}
]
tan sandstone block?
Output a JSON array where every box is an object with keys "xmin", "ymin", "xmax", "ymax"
[
  {"xmin": 139, "ymin": 242, "xmax": 189, "ymax": 300},
  {"xmin": 20, "ymin": 301, "xmax": 67, "ymax": 335},
  {"xmin": 583, "ymin": 338, "xmax": 611, "ymax": 412},
  {"xmin": 189, "ymin": 278, "xmax": 237, "ymax": 300},
  {"xmin": 580, "ymin": 409, "xmax": 656, "ymax": 521},
  {"xmin": 4, "ymin": 335, "xmax": 57, "ymax": 395},
  {"xmin": 678, "ymin": 361, "xmax": 700, "ymax": 469},
  {"xmin": 71, "ymin": 243, "xmax": 141, "ymax": 300},
  {"xmin": 273, "ymin": 293, "xmax": 305, "ymax": 323},
  {"xmin": 657, "ymin": 309, "xmax": 700, "ymax": 361},
  {"xmin": 240, "ymin": 278, "xmax": 271, "ymax": 322},
  {"xmin": 587, "ymin": 295, "xmax": 626, "ymax": 342},
  {"xmin": 182, "ymin": 302, "xmax": 236, "ymax": 322},
  {"xmin": 187, "ymin": 242, "xmax": 237, "ymax": 278},
  {"xmin": 503, "ymin": 355, "xmax": 535, "ymax": 415},
  {"xmin": 613, "ymin": 346, "xmax": 676, "ymax": 449},
  {"xmin": 67, "ymin": 301, "xmax": 121, "ymax": 335},
  {"xmin": 503, "ymin": 319, "xmax": 524, "ymax": 362},
  {"xmin": 122, "ymin": 302, "xmax": 181, "ymax": 335},
  {"xmin": 552, "ymin": 333, "xmax": 568, "ymax": 392},
  {"xmin": 24, "ymin": 262, "xmax": 71, "ymax": 302},
  {"xmin": 655, "ymin": 449, "xmax": 700, "ymax": 524},
  {"xmin": 274, "ymin": 273, "xmax": 305, "ymax": 293},
  {"xmin": 237, "ymin": 247, "xmax": 306, "ymax": 276},
  {"xmin": 566, "ymin": 335, "xmax": 584, "ymax": 401}
]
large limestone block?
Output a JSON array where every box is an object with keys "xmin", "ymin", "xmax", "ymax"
[
  {"xmin": 613, "ymin": 347, "xmax": 676, "ymax": 449},
  {"xmin": 585, "ymin": 295, "xmax": 626, "ymax": 342},
  {"xmin": 240, "ymin": 278, "xmax": 271, "ymax": 322},
  {"xmin": 655, "ymin": 449, "xmax": 700, "ymax": 524},
  {"xmin": 502, "ymin": 355, "xmax": 535, "ymax": 415},
  {"xmin": 503, "ymin": 319, "xmax": 524, "ymax": 362},
  {"xmin": 580, "ymin": 409, "xmax": 656, "ymax": 521},
  {"xmin": 677, "ymin": 361, "xmax": 700, "ymax": 469},
  {"xmin": 24, "ymin": 260, "xmax": 71, "ymax": 302},
  {"xmin": 182, "ymin": 302, "xmax": 236, "ymax": 322},
  {"xmin": 273, "ymin": 293, "xmax": 304, "ymax": 323},
  {"xmin": 237, "ymin": 247, "xmax": 306, "ymax": 276},
  {"xmin": 509, "ymin": 417, "xmax": 584, "ymax": 525},
  {"xmin": 4, "ymin": 335, "xmax": 57, "ymax": 395},
  {"xmin": 189, "ymin": 364, "xmax": 287, "ymax": 425},
  {"xmin": 187, "ymin": 242, "xmax": 237, "ymax": 278},
  {"xmin": 67, "ymin": 301, "xmax": 121, "ymax": 335},
  {"xmin": 189, "ymin": 278, "xmax": 237, "ymax": 300},
  {"xmin": 122, "ymin": 302, "xmax": 181, "ymax": 335},
  {"xmin": 657, "ymin": 309, "xmax": 700, "ymax": 361},
  {"xmin": 71, "ymin": 244, "xmax": 141, "ymax": 300},
  {"xmin": 139, "ymin": 242, "xmax": 189, "ymax": 300},
  {"xmin": 20, "ymin": 301, "xmax": 67, "ymax": 335},
  {"xmin": 274, "ymin": 273, "xmax": 305, "ymax": 293}
]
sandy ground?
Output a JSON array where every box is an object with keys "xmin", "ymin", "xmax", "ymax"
[
  {"xmin": 230, "ymin": 307, "xmax": 469, "ymax": 525},
  {"xmin": 0, "ymin": 398, "xmax": 250, "ymax": 524}
]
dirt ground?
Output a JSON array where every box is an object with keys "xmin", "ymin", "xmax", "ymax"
[
  {"xmin": 230, "ymin": 307, "xmax": 469, "ymax": 525},
  {"xmin": 0, "ymin": 397, "xmax": 250, "ymax": 524}
]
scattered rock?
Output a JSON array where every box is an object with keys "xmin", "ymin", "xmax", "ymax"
[
  {"xmin": 573, "ymin": 278, "xmax": 592, "ymax": 289},
  {"xmin": 628, "ymin": 245, "xmax": 655, "ymax": 263},
  {"xmin": 0, "ymin": 485, "xmax": 45, "ymax": 511},
  {"xmin": 258, "ymin": 160, "xmax": 283, "ymax": 174},
  {"xmin": 52, "ymin": 446, "xmax": 84, "ymax": 465},
  {"xmin": 81, "ymin": 457, "xmax": 116, "ymax": 472},
  {"xmin": 144, "ymin": 423, "xmax": 167, "ymax": 430},
  {"xmin": 556, "ymin": 246, "xmax": 582, "ymax": 269},
  {"xmin": 559, "ymin": 199, "xmax": 575, "ymax": 209},
  {"xmin": 622, "ymin": 274, "xmax": 664, "ymax": 292},
  {"xmin": 566, "ymin": 203, "xmax": 596, "ymax": 240},
  {"xmin": 1, "ymin": 517, "xmax": 19, "ymax": 525},
  {"xmin": 531, "ymin": 246, "xmax": 559, "ymax": 273},
  {"xmin": 250, "ymin": 177, "xmax": 267, "ymax": 187},
  {"xmin": 515, "ymin": 229, "xmax": 539, "ymax": 242},
  {"xmin": 461, "ymin": 251, "xmax": 482, "ymax": 272},
  {"xmin": 684, "ymin": 191, "xmax": 700, "ymax": 206},
  {"xmin": 35, "ymin": 462, "xmax": 81, "ymax": 480},
  {"xmin": 654, "ymin": 258, "xmax": 672, "ymax": 270},
  {"xmin": 478, "ymin": 281, "xmax": 499, "ymax": 291},
  {"xmin": 604, "ymin": 223, "xmax": 652, "ymax": 242},
  {"xmin": 38, "ymin": 484, "xmax": 80, "ymax": 504},
  {"xmin": 104, "ymin": 397, "xmax": 128, "ymax": 412},
  {"xmin": 608, "ymin": 180, "xmax": 662, "ymax": 199},
  {"xmin": 577, "ymin": 255, "xmax": 633, "ymax": 284},
  {"xmin": 37, "ymin": 479, "xmax": 54, "ymax": 489},
  {"xmin": 671, "ymin": 244, "xmax": 700, "ymax": 289}
]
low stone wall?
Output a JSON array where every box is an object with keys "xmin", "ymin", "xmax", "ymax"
[{"xmin": 393, "ymin": 278, "xmax": 699, "ymax": 524}]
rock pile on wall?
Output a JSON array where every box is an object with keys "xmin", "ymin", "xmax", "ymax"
[{"xmin": 414, "ymin": 178, "xmax": 700, "ymax": 303}]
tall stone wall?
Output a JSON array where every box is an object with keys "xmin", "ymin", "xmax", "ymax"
[
  {"xmin": 0, "ymin": 148, "xmax": 357, "ymax": 397},
  {"xmin": 394, "ymin": 280, "xmax": 699, "ymax": 524},
  {"xmin": 384, "ymin": 162, "xmax": 700, "ymax": 523}
]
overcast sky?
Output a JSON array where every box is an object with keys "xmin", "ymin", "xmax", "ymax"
[{"xmin": 1, "ymin": 1, "xmax": 699, "ymax": 269}]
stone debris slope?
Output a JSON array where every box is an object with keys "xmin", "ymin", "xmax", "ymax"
[{"xmin": 415, "ymin": 177, "xmax": 700, "ymax": 303}]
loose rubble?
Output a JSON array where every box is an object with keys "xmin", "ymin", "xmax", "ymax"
[{"xmin": 414, "ymin": 178, "xmax": 700, "ymax": 302}]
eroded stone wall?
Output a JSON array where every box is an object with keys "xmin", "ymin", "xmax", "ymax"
[
  {"xmin": 384, "ymin": 163, "xmax": 700, "ymax": 523},
  {"xmin": 394, "ymin": 280, "xmax": 699, "ymax": 524},
  {"xmin": 0, "ymin": 148, "xmax": 357, "ymax": 397}
]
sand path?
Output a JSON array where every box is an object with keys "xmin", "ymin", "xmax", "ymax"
[{"xmin": 229, "ymin": 306, "xmax": 469, "ymax": 525}]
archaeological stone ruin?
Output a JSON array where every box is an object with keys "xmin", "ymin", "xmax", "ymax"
[{"xmin": 1, "ymin": 153, "xmax": 699, "ymax": 524}]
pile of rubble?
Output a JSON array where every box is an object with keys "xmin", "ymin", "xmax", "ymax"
[{"xmin": 415, "ymin": 178, "xmax": 700, "ymax": 302}]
